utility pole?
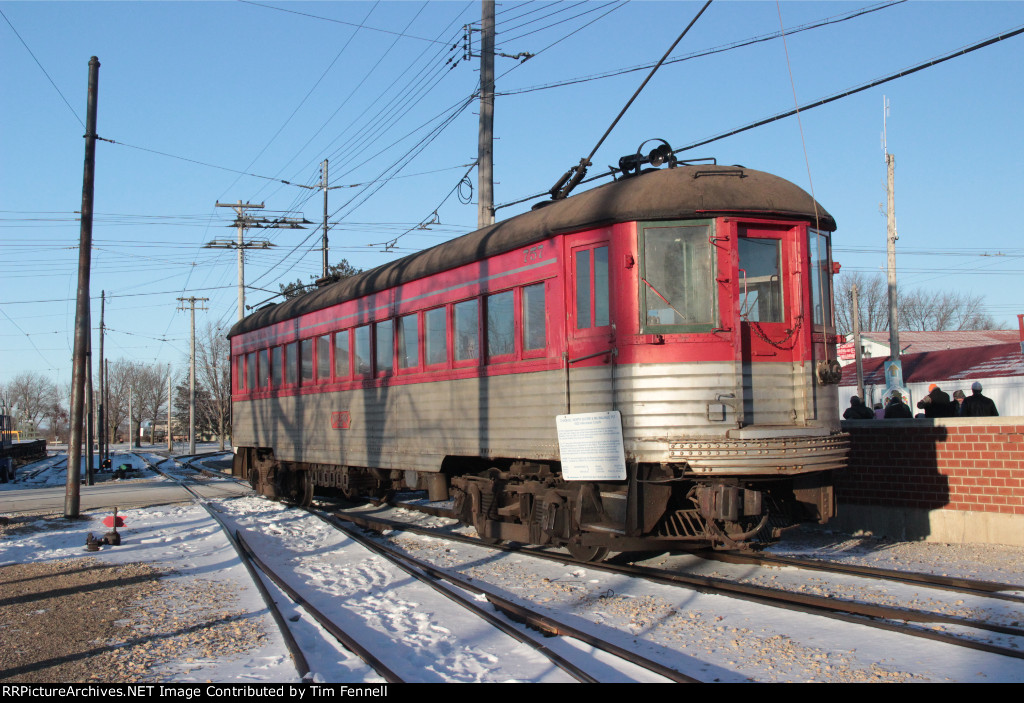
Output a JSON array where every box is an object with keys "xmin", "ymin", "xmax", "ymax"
[
  {"xmin": 322, "ymin": 159, "xmax": 329, "ymax": 279},
  {"xmin": 86, "ymin": 347, "xmax": 94, "ymax": 486},
  {"xmin": 177, "ymin": 297, "xmax": 208, "ymax": 455},
  {"xmin": 477, "ymin": 0, "xmax": 495, "ymax": 228},
  {"xmin": 852, "ymin": 282, "xmax": 865, "ymax": 402},
  {"xmin": 208, "ymin": 202, "xmax": 308, "ymax": 319},
  {"xmin": 167, "ymin": 366, "xmax": 172, "ymax": 452},
  {"xmin": 884, "ymin": 96, "xmax": 900, "ymax": 364},
  {"xmin": 211, "ymin": 201, "xmax": 263, "ymax": 322},
  {"xmin": 98, "ymin": 290, "xmax": 105, "ymax": 465},
  {"xmin": 66, "ymin": 56, "xmax": 100, "ymax": 519}
]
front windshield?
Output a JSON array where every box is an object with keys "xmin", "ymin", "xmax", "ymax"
[{"xmin": 640, "ymin": 223, "xmax": 715, "ymax": 332}]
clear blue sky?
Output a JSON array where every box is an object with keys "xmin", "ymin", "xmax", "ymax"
[{"xmin": 2, "ymin": 0, "xmax": 1023, "ymax": 388}]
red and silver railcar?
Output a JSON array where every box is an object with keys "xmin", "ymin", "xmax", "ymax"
[{"xmin": 229, "ymin": 161, "xmax": 848, "ymax": 560}]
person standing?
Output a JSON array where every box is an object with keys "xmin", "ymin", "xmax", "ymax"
[
  {"xmin": 884, "ymin": 394, "xmax": 913, "ymax": 418},
  {"xmin": 962, "ymin": 381, "xmax": 998, "ymax": 416},
  {"xmin": 843, "ymin": 396, "xmax": 874, "ymax": 420},
  {"xmin": 952, "ymin": 389, "xmax": 966, "ymax": 415},
  {"xmin": 917, "ymin": 384, "xmax": 956, "ymax": 418}
]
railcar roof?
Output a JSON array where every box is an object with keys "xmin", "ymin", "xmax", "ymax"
[{"xmin": 229, "ymin": 164, "xmax": 834, "ymax": 338}]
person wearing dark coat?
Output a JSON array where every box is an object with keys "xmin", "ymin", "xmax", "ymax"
[
  {"xmin": 952, "ymin": 389, "xmax": 966, "ymax": 415},
  {"xmin": 884, "ymin": 394, "xmax": 913, "ymax": 419},
  {"xmin": 917, "ymin": 384, "xmax": 956, "ymax": 418},
  {"xmin": 843, "ymin": 396, "xmax": 874, "ymax": 420},
  {"xmin": 962, "ymin": 381, "xmax": 999, "ymax": 417}
]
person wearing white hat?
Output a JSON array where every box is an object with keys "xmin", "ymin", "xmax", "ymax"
[{"xmin": 962, "ymin": 381, "xmax": 998, "ymax": 417}]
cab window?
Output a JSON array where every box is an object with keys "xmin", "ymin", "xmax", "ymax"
[{"xmin": 639, "ymin": 223, "xmax": 716, "ymax": 332}]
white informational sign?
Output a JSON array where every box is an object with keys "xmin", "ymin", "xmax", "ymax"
[{"xmin": 555, "ymin": 410, "xmax": 627, "ymax": 481}]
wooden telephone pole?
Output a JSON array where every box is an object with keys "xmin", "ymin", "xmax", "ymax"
[
  {"xmin": 477, "ymin": 0, "xmax": 495, "ymax": 228},
  {"xmin": 177, "ymin": 297, "xmax": 208, "ymax": 454},
  {"xmin": 66, "ymin": 57, "xmax": 100, "ymax": 518}
]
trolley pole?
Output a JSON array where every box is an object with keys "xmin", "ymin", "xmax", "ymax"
[
  {"xmin": 66, "ymin": 56, "xmax": 100, "ymax": 518},
  {"xmin": 477, "ymin": 0, "xmax": 495, "ymax": 228}
]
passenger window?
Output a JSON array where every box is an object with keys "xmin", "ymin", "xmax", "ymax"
[
  {"xmin": 487, "ymin": 291, "xmax": 514, "ymax": 359},
  {"xmin": 317, "ymin": 335, "xmax": 331, "ymax": 382},
  {"xmin": 247, "ymin": 352, "xmax": 256, "ymax": 392},
  {"xmin": 285, "ymin": 342, "xmax": 298, "ymax": 385},
  {"xmin": 272, "ymin": 346, "xmax": 284, "ymax": 388},
  {"xmin": 398, "ymin": 314, "xmax": 419, "ymax": 369},
  {"xmin": 425, "ymin": 307, "xmax": 448, "ymax": 366},
  {"xmin": 334, "ymin": 331, "xmax": 350, "ymax": 379},
  {"xmin": 301, "ymin": 339, "xmax": 314, "ymax": 384},
  {"xmin": 376, "ymin": 320, "xmax": 394, "ymax": 375},
  {"xmin": 257, "ymin": 349, "xmax": 269, "ymax": 389},
  {"xmin": 523, "ymin": 283, "xmax": 546, "ymax": 352},
  {"xmin": 454, "ymin": 299, "xmax": 479, "ymax": 362},
  {"xmin": 354, "ymin": 326, "xmax": 371, "ymax": 376},
  {"xmin": 236, "ymin": 355, "xmax": 245, "ymax": 391}
]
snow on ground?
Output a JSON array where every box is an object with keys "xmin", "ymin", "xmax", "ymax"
[{"xmin": 2, "ymin": 451, "xmax": 1024, "ymax": 682}]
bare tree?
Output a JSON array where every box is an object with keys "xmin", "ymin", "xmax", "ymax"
[
  {"xmin": 102, "ymin": 360, "xmax": 172, "ymax": 446},
  {"xmin": 3, "ymin": 371, "xmax": 58, "ymax": 436},
  {"xmin": 835, "ymin": 272, "xmax": 995, "ymax": 336},
  {"xmin": 104, "ymin": 359, "xmax": 135, "ymax": 443},
  {"xmin": 195, "ymin": 322, "xmax": 232, "ymax": 449},
  {"xmin": 134, "ymin": 363, "xmax": 171, "ymax": 446}
]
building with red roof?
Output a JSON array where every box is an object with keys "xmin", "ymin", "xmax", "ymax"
[{"xmin": 839, "ymin": 341, "xmax": 1024, "ymax": 417}]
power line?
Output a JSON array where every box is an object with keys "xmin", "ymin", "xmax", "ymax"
[
  {"xmin": 496, "ymin": 1, "xmax": 905, "ymax": 97},
  {"xmin": 1, "ymin": 7, "xmax": 84, "ymax": 128},
  {"xmin": 676, "ymin": 23, "xmax": 1024, "ymax": 154},
  {"xmin": 238, "ymin": 0, "xmax": 452, "ymax": 44}
]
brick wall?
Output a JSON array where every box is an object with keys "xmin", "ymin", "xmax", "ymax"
[{"xmin": 839, "ymin": 418, "xmax": 1024, "ymax": 517}]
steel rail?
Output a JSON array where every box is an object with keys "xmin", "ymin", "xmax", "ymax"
[
  {"xmin": 325, "ymin": 512, "xmax": 700, "ymax": 683},
  {"xmin": 705, "ymin": 550, "xmax": 1024, "ymax": 603},
  {"xmin": 320, "ymin": 514, "xmax": 601, "ymax": 683},
  {"xmin": 152, "ymin": 457, "xmax": 584, "ymax": 682},
  {"xmin": 331, "ymin": 507, "xmax": 1024, "ymax": 660},
  {"xmin": 233, "ymin": 531, "xmax": 403, "ymax": 683},
  {"xmin": 139, "ymin": 453, "xmax": 312, "ymax": 681},
  {"xmin": 371, "ymin": 497, "xmax": 1024, "ymax": 601}
]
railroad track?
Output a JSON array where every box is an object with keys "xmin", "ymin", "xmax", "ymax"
[
  {"xmin": 329, "ymin": 501, "xmax": 1024, "ymax": 662},
  {"xmin": 144, "ymin": 457, "xmax": 677, "ymax": 682},
  {"xmin": 702, "ymin": 550, "xmax": 1024, "ymax": 603}
]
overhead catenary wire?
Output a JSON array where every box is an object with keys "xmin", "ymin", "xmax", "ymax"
[
  {"xmin": 496, "ymin": 0, "xmax": 905, "ymax": 97},
  {"xmin": 497, "ymin": 19, "xmax": 1024, "ymax": 212}
]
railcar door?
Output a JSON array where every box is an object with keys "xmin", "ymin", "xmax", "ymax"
[
  {"xmin": 735, "ymin": 223, "xmax": 804, "ymax": 426},
  {"xmin": 564, "ymin": 232, "xmax": 615, "ymax": 414}
]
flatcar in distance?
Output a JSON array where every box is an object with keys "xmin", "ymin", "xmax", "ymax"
[{"xmin": 228, "ymin": 153, "xmax": 848, "ymax": 561}]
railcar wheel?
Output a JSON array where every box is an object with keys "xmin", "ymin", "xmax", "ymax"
[
  {"xmin": 567, "ymin": 543, "xmax": 609, "ymax": 563},
  {"xmin": 297, "ymin": 472, "xmax": 314, "ymax": 508}
]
